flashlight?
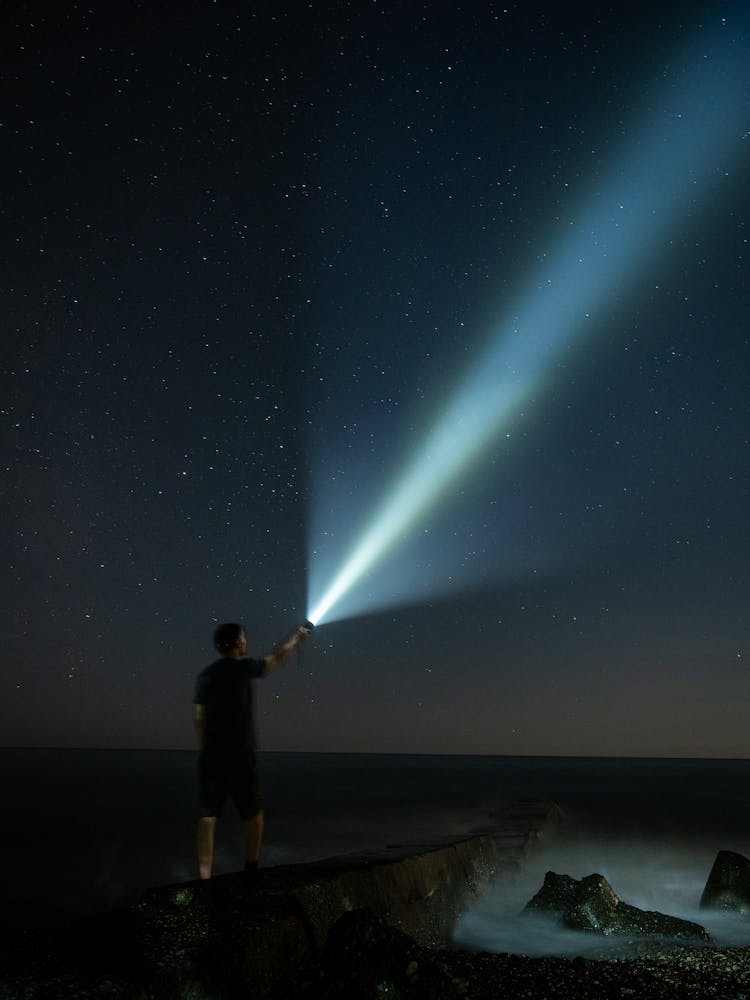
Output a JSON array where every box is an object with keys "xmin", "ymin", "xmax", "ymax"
[{"xmin": 297, "ymin": 619, "xmax": 314, "ymax": 667}]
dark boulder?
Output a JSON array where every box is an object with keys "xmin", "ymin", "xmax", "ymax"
[
  {"xmin": 524, "ymin": 871, "xmax": 710, "ymax": 940},
  {"xmin": 275, "ymin": 908, "xmax": 466, "ymax": 999},
  {"xmin": 700, "ymin": 850, "xmax": 750, "ymax": 914}
]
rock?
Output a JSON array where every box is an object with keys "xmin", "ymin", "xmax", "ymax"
[
  {"xmin": 275, "ymin": 908, "xmax": 467, "ymax": 999},
  {"xmin": 523, "ymin": 871, "xmax": 710, "ymax": 940},
  {"xmin": 135, "ymin": 880, "xmax": 314, "ymax": 999},
  {"xmin": 700, "ymin": 850, "xmax": 750, "ymax": 914},
  {"xmin": 521, "ymin": 871, "xmax": 585, "ymax": 915}
]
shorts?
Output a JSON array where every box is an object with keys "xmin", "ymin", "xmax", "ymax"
[{"xmin": 198, "ymin": 748, "xmax": 263, "ymax": 820}]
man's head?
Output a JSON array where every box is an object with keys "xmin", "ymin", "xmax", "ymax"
[{"xmin": 213, "ymin": 623, "xmax": 247, "ymax": 657}]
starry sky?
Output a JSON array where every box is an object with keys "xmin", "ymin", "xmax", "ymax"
[{"xmin": 3, "ymin": 1, "xmax": 749, "ymax": 757}]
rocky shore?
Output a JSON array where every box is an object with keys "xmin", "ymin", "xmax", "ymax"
[
  {"xmin": 445, "ymin": 945, "xmax": 750, "ymax": 1000},
  {"xmin": 5, "ymin": 905, "xmax": 750, "ymax": 999},
  {"xmin": 4, "ymin": 806, "xmax": 750, "ymax": 999}
]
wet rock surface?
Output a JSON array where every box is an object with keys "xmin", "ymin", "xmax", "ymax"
[
  {"xmin": 701, "ymin": 850, "xmax": 750, "ymax": 915},
  {"xmin": 523, "ymin": 871, "xmax": 710, "ymax": 940}
]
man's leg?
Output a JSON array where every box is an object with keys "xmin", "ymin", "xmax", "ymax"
[
  {"xmin": 197, "ymin": 816, "xmax": 218, "ymax": 880},
  {"xmin": 243, "ymin": 809, "xmax": 264, "ymax": 865}
]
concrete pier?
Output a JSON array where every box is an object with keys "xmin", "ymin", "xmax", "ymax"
[{"xmin": 137, "ymin": 800, "xmax": 561, "ymax": 997}]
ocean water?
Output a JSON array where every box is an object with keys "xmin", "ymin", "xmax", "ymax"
[{"xmin": 3, "ymin": 749, "xmax": 750, "ymax": 956}]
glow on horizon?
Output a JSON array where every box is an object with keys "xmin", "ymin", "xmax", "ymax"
[{"xmin": 307, "ymin": 15, "xmax": 749, "ymax": 627}]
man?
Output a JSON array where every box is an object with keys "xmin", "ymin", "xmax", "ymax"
[{"xmin": 193, "ymin": 620, "xmax": 310, "ymax": 884}]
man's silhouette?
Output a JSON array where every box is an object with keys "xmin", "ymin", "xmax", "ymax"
[{"xmin": 193, "ymin": 621, "xmax": 310, "ymax": 883}]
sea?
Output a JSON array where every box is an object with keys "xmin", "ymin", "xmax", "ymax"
[{"xmin": 4, "ymin": 749, "xmax": 750, "ymax": 957}]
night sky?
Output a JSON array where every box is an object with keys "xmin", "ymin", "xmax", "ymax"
[{"xmin": 3, "ymin": 1, "xmax": 749, "ymax": 756}]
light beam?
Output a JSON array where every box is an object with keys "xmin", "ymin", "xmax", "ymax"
[{"xmin": 307, "ymin": 14, "xmax": 749, "ymax": 627}]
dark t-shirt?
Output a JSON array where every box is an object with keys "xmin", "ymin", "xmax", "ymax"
[{"xmin": 193, "ymin": 656, "xmax": 267, "ymax": 752}]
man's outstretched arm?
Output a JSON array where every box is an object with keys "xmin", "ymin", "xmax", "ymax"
[{"xmin": 263, "ymin": 624, "xmax": 311, "ymax": 673}]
